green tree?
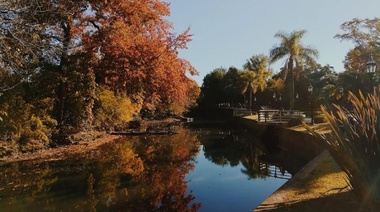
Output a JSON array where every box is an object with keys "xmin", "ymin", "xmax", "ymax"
[
  {"xmin": 241, "ymin": 71, "xmax": 256, "ymax": 109},
  {"xmin": 199, "ymin": 68, "xmax": 227, "ymax": 108},
  {"xmin": 269, "ymin": 30, "xmax": 319, "ymax": 109},
  {"xmin": 308, "ymin": 65, "xmax": 338, "ymax": 105},
  {"xmin": 335, "ymin": 18, "xmax": 380, "ymax": 93},
  {"xmin": 242, "ymin": 54, "xmax": 272, "ymax": 109},
  {"xmin": 335, "ymin": 18, "xmax": 380, "ymax": 51},
  {"xmin": 222, "ymin": 67, "xmax": 244, "ymax": 106}
]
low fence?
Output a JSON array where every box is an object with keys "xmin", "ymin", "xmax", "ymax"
[
  {"xmin": 228, "ymin": 108, "xmax": 322, "ymax": 125},
  {"xmin": 257, "ymin": 110, "xmax": 306, "ymax": 123}
]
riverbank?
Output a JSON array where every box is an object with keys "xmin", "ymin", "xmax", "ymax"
[
  {"xmin": 0, "ymin": 118, "xmax": 181, "ymax": 163},
  {"xmin": 251, "ymin": 121, "xmax": 377, "ymax": 211},
  {"xmin": 0, "ymin": 132, "xmax": 120, "ymax": 164},
  {"xmin": 0, "ymin": 118, "xmax": 182, "ymax": 164},
  {"xmin": 255, "ymin": 150, "xmax": 362, "ymax": 211}
]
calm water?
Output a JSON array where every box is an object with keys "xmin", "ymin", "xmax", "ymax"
[{"xmin": 0, "ymin": 124, "xmax": 306, "ymax": 211}]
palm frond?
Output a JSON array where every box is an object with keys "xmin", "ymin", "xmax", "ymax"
[{"xmin": 269, "ymin": 46, "xmax": 288, "ymax": 63}]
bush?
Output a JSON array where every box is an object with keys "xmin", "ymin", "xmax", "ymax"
[
  {"xmin": 305, "ymin": 90, "xmax": 380, "ymax": 206},
  {"xmin": 93, "ymin": 87, "xmax": 141, "ymax": 130},
  {"xmin": 0, "ymin": 93, "xmax": 57, "ymax": 152},
  {"xmin": 18, "ymin": 115, "xmax": 56, "ymax": 152}
]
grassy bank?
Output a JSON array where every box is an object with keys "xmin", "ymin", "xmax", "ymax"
[{"xmin": 255, "ymin": 150, "xmax": 363, "ymax": 211}]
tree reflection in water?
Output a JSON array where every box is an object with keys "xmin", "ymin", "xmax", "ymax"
[
  {"xmin": 199, "ymin": 129, "xmax": 300, "ymax": 180},
  {"xmin": 0, "ymin": 127, "xmax": 201, "ymax": 212},
  {"xmin": 0, "ymin": 126, "xmax": 306, "ymax": 211}
]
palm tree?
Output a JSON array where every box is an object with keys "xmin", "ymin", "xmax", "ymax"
[
  {"xmin": 241, "ymin": 71, "xmax": 257, "ymax": 109},
  {"xmin": 242, "ymin": 54, "xmax": 272, "ymax": 109},
  {"xmin": 269, "ymin": 30, "xmax": 319, "ymax": 110}
]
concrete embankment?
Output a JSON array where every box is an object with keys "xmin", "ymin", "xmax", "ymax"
[
  {"xmin": 237, "ymin": 118, "xmax": 324, "ymax": 161},
  {"xmin": 236, "ymin": 118, "xmax": 355, "ymax": 211}
]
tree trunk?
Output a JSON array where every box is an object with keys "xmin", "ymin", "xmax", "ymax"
[
  {"xmin": 249, "ymin": 87, "xmax": 252, "ymax": 109},
  {"xmin": 289, "ymin": 59, "xmax": 295, "ymax": 110},
  {"xmin": 56, "ymin": 21, "xmax": 71, "ymax": 131}
]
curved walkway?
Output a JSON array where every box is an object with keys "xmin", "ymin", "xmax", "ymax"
[
  {"xmin": 254, "ymin": 123, "xmax": 370, "ymax": 211},
  {"xmin": 255, "ymin": 150, "xmax": 363, "ymax": 211}
]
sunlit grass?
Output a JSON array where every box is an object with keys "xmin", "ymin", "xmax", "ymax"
[
  {"xmin": 287, "ymin": 155, "xmax": 349, "ymax": 200},
  {"xmin": 257, "ymin": 153, "xmax": 356, "ymax": 211},
  {"xmin": 244, "ymin": 114, "xmax": 258, "ymax": 120},
  {"xmin": 301, "ymin": 156, "xmax": 349, "ymax": 196},
  {"xmin": 304, "ymin": 90, "xmax": 380, "ymax": 206}
]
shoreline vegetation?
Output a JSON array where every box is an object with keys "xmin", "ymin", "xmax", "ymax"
[
  {"xmin": 0, "ymin": 132, "xmax": 119, "ymax": 164},
  {"xmin": 0, "ymin": 118, "xmax": 182, "ymax": 164}
]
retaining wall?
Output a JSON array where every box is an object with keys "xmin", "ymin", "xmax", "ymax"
[{"xmin": 237, "ymin": 118, "xmax": 324, "ymax": 163}]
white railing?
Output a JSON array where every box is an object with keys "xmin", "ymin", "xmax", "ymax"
[{"xmin": 258, "ymin": 110, "xmax": 306, "ymax": 123}]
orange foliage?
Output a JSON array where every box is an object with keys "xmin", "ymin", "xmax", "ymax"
[
  {"xmin": 83, "ymin": 0, "xmax": 198, "ymax": 114},
  {"xmin": 343, "ymin": 48, "xmax": 366, "ymax": 71},
  {"xmin": 128, "ymin": 127, "xmax": 201, "ymax": 211}
]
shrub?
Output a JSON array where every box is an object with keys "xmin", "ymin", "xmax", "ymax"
[
  {"xmin": 93, "ymin": 87, "xmax": 141, "ymax": 130},
  {"xmin": 18, "ymin": 115, "xmax": 56, "ymax": 152},
  {"xmin": 0, "ymin": 93, "xmax": 57, "ymax": 152},
  {"xmin": 305, "ymin": 90, "xmax": 380, "ymax": 206}
]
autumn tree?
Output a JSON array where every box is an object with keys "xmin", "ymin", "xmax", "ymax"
[
  {"xmin": 168, "ymin": 79, "xmax": 200, "ymax": 115},
  {"xmin": 0, "ymin": 0, "xmax": 199, "ymax": 152},
  {"xmin": 0, "ymin": 0, "xmax": 98, "ymax": 134},
  {"xmin": 83, "ymin": 0, "xmax": 198, "ymax": 117},
  {"xmin": 0, "ymin": 0, "xmax": 44, "ymax": 85},
  {"xmin": 0, "ymin": 1, "xmax": 83, "ymax": 146}
]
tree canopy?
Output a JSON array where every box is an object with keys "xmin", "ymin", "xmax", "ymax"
[
  {"xmin": 0, "ymin": 0, "xmax": 199, "ymax": 151},
  {"xmin": 269, "ymin": 30, "xmax": 319, "ymax": 109}
]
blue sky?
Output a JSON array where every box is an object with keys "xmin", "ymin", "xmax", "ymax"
[{"xmin": 165, "ymin": 0, "xmax": 380, "ymax": 86}]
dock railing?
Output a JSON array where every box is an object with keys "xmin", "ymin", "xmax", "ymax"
[
  {"xmin": 230, "ymin": 107, "xmax": 321, "ymax": 125},
  {"xmin": 258, "ymin": 109, "xmax": 307, "ymax": 123}
]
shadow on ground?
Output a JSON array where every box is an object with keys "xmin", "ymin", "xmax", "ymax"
[{"xmin": 255, "ymin": 190, "xmax": 380, "ymax": 212}]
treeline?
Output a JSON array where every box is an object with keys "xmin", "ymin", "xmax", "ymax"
[
  {"xmin": 0, "ymin": 0, "xmax": 199, "ymax": 153},
  {"xmin": 198, "ymin": 19, "xmax": 380, "ymax": 111}
]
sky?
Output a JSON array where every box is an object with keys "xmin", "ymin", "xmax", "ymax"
[{"xmin": 165, "ymin": 0, "xmax": 380, "ymax": 86}]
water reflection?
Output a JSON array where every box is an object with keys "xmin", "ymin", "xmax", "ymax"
[
  {"xmin": 0, "ymin": 125, "xmax": 306, "ymax": 211},
  {"xmin": 0, "ymin": 127, "xmax": 201, "ymax": 211},
  {"xmin": 198, "ymin": 128, "xmax": 294, "ymax": 180}
]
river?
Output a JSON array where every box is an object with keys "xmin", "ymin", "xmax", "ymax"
[{"xmin": 0, "ymin": 123, "xmax": 308, "ymax": 211}]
